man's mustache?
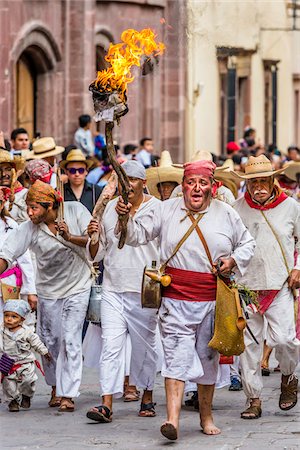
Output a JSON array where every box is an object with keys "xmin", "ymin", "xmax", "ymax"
[{"xmin": 254, "ymin": 189, "xmax": 268, "ymax": 195}]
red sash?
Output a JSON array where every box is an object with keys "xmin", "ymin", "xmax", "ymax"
[{"xmin": 163, "ymin": 266, "xmax": 217, "ymax": 302}]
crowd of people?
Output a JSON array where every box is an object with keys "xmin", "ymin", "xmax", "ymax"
[{"xmin": 0, "ymin": 119, "xmax": 299, "ymax": 442}]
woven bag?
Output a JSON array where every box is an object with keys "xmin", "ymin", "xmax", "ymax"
[{"xmin": 208, "ymin": 277, "xmax": 245, "ymax": 356}]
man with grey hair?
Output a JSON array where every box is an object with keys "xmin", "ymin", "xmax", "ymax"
[{"xmin": 85, "ymin": 160, "xmax": 160, "ymax": 423}]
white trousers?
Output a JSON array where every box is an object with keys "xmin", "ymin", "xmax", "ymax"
[
  {"xmin": 240, "ymin": 285, "xmax": 300, "ymax": 399},
  {"xmin": 37, "ymin": 289, "xmax": 90, "ymax": 398},
  {"xmin": 159, "ymin": 298, "xmax": 219, "ymax": 385},
  {"xmin": 100, "ymin": 290, "xmax": 158, "ymax": 397},
  {"xmin": 2, "ymin": 362, "xmax": 37, "ymax": 402}
]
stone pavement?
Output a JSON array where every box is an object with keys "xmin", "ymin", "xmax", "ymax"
[{"xmin": 1, "ymin": 364, "xmax": 299, "ymax": 450}]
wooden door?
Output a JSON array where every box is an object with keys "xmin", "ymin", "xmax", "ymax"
[{"xmin": 16, "ymin": 58, "xmax": 35, "ymax": 139}]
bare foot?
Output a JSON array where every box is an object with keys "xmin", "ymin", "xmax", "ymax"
[
  {"xmin": 200, "ymin": 417, "xmax": 221, "ymax": 435},
  {"xmin": 160, "ymin": 421, "xmax": 178, "ymax": 440}
]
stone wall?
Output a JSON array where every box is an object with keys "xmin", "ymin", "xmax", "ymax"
[{"xmin": 0, "ymin": 0, "xmax": 186, "ymax": 161}]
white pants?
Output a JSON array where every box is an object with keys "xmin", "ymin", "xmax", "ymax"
[
  {"xmin": 240, "ymin": 285, "xmax": 300, "ymax": 399},
  {"xmin": 2, "ymin": 362, "xmax": 37, "ymax": 402},
  {"xmin": 159, "ymin": 298, "xmax": 219, "ymax": 384},
  {"xmin": 37, "ymin": 289, "xmax": 90, "ymax": 398},
  {"xmin": 100, "ymin": 290, "xmax": 158, "ymax": 397}
]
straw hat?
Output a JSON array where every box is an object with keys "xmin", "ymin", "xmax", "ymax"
[
  {"xmin": 146, "ymin": 150, "xmax": 183, "ymax": 199},
  {"xmin": 233, "ymin": 154, "xmax": 284, "ymax": 179},
  {"xmin": 0, "ymin": 150, "xmax": 25, "ymax": 172},
  {"xmin": 282, "ymin": 161, "xmax": 300, "ymax": 181},
  {"xmin": 59, "ymin": 149, "xmax": 93, "ymax": 170},
  {"xmin": 31, "ymin": 137, "xmax": 64, "ymax": 159}
]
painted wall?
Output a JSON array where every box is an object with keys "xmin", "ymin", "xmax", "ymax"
[{"xmin": 186, "ymin": 0, "xmax": 298, "ymax": 158}]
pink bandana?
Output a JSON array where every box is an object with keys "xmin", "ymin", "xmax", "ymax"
[{"xmin": 183, "ymin": 160, "xmax": 216, "ymax": 179}]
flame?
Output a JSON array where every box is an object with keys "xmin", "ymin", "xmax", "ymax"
[{"xmin": 94, "ymin": 28, "xmax": 165, "ymax": 101}]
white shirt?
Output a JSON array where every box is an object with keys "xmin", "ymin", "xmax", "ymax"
[
  {"xmin": 233, "ymin": 195, "xmax": 300, "ymax": 290},
  {"xmin": 74, "ymin": 128, "xmax": 94, "ymax": 157},
  {"xmin": 136, "ymin": 149, "xmax": 152, "ymax": 167},
  {"xmin": 0, "ymin": 217, "xmax": 36, "ymax": 296},
  {"xmin": 89, "ymin": 196, "xmax": 160, "ymax": 293},
  {"xmin": 0, "ymin": 202, "xmax": 92, "ymax": 299},
  {"xmin": 6, "ymin": 188, "xmax": 29, "ymax": 224},
  {"xmin": 123, "ymin": 197, "xmax": 255, "ymax": 276}
]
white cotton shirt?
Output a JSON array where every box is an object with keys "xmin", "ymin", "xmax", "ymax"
[
  {"xmin": 0, "ymin": 217, "xmax": 36, "ymax": 296},
  {"xmin": 124, "ymin": 197, "xmax": 255, "ymax": 276},
  {"xmin": 74, "ymin": 128, "xmax": 94, "ymax": 157},
  {"xmin": 0, "ymin": 202, "xmax": 92, "ymax": 299},
  {"xmin": 6, "ymin": 189, "xmax": 29, "ymax": 224},
  {"xmin": 89, "ymin": 196, "xmax": 160, "ymax": 293},
  {"xmin": 233, "ymin": 195, "xmax": 300, "ymax": 290}
]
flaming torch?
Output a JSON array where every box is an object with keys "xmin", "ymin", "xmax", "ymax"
[{"xmin": 89, "ymin": 28, "xmax": 165, "ymax": 248}]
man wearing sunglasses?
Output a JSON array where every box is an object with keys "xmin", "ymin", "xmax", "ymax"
[{"xmin": 60, "ymin": 149, "xmax": 103, "ymax": 213}]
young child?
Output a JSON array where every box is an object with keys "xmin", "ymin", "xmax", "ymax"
[{"xmin": 0, "ymin": 299, "xmax": 51, "ymax": 412}]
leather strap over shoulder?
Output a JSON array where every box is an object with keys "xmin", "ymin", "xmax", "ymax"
[
  {"xmin": 160, "ymin": 212, "xmax": 205, "ymax": 273},
  {"xmin": 188, "ymin": 214, "xmax": 213, "ymax": 268}
]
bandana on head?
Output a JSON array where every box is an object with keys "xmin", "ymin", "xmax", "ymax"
[
  {"xmin": 26, "ymin": 159, "xmax": 52, "ymax": 184},
  {"xmin": 121, "ymin": 160, "xmax": 146, "ymax": 179},
  {"xmin": 26, "ymin": 180, "xmax": 62, "ymax": 204},
  {"xmin": 183, "ymin": 160, "xmax": 216, "ymax": 179},
  {"xmin": 0, "ymin": 187, "xmax": 11, "ymax": 202}
]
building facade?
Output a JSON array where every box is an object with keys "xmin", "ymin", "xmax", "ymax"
[
  {"xmin": 0, "ymin": 0, "xmax": 186, "ymax": 161},
  {"xmin": 186, "ymin": 0, "xmax": 300, "ymax": 157}
]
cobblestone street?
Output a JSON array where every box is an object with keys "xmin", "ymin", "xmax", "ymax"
[{"xmin": 1, "ymin": 363, "xmax": 299, "ymax": 450}]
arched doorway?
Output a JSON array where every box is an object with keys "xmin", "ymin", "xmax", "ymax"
[
  {"xmin": 12, "ymin": 25, "xmax": 61, "ymax": 139},
  {"xmin": 16, "ymin": 54, "xmax": 36, "ymax": 139}
]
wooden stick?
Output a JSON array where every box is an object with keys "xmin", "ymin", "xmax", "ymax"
[
  {"xmin": 105, "ymin": 121, "xmax": 131, "ymax": 249},
  {"xmin": 57, "ymin": 167, "xmax": 64, "ymax": 222},
  {"xmin": 91, "ymin": 171, "xmax": 118, "ymax": 245}
]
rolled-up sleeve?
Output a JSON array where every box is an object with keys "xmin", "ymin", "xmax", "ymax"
[{"xmin": 115, "ymin": 200, "xmax": 162, "ymax": 247}]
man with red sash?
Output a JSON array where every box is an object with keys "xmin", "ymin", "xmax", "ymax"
[
  {"xmin": 233, "ymin": 155, "xmax": 300, "ymax": 420},
  {"xmin": 116, "ymin": 160, "xmax": 255, "ymax": 440}
]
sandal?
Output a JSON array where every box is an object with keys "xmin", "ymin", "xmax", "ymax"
[
  {"xmin": 21, "ymin": 395, "xmax": 31, "ymax": 409},
  {"xmin": 58, "ymin": 397, "xmax": 74, "ymax": 412},
  {"xmin": 86, "ymin": 405, "xmax": 113, "ymax": 423},
  {"xmin": 261, "ymin": 367, "xmax": 270, "ymax": 376},
  {"xmin": 279, "ymin": 374, "xmax": 298, "ymax": 411},
  {"xmin": 8, "ymin": 399, "xmax": 19, "ymax": 412},
  {"xmin": 138, "ymin": 402, "xmax": 156, "ymax": 417},
  {"xmin": 241, "ymin": 400, "xmax": 262, "ymax": 419},
  {"xmin": 48, "ymin": 388, "xmax": 61, "ymax": 407},
  {"xmin": 123, "ymin": 386, "xmax": 140, "ymax": 402},
  {"xmin": 160, "ymin": 422, "xmax": 178, "ymax": 441}
]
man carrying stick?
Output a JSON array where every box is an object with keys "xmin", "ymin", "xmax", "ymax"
[
  {"xmin": 86, "ymin": 160, "xmax": 160, "ymax": 423},
  {"xmin": 0, "ymin": 180, "xmax": 93, "ymax": 412},
  {"xmin": 116, "ymin": 160, "xmax": 255, "ymax": 440}
]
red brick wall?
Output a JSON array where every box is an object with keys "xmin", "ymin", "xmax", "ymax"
[{"xmin": 0, "ymin": 0, "xmax": 186, "ymax": 162}]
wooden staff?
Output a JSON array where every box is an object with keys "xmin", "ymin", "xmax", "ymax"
[
  {"xmin": 105, "ymin": 121, "xmax": 131, "ymax": 249},
  {"xmin": 8, "ymin": 168, "xmax": 17, "ymax": 211},
  {"xmin": 91, "ymin": 171, "xmax": 118, "ymax": 245},
  {"xmin": 56, "ymin": 167, "xmax": 64, "ymax": 222}
]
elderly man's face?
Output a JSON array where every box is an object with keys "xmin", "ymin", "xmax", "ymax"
[
  {"xmin": 0, "ymin": 163, "xmax": 13, "ymax": 186},
  {"xmin": 182, "ymin": 174, "xmax": 212, "ymax": 212},
  {"xmin": 246, "ymin": 177, "xmax": 274, "ymax": 204},
  {"xmin": 118, "ymin": 177, "xmax": 146, "ymax": 205}
]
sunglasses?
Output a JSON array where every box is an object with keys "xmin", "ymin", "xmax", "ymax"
[{"xmin": 67, "ymin": 168, "xmax": 86, "ymax": 175}]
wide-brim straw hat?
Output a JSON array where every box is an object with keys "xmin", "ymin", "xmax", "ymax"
[
  {"xmin": 59, "ymin": 148, "xmax": 93, "ymax": 170},
  {"xmin": 282, "ymin": 161, "xmax": 300, "ymax": 181},
  {"xmin": 0, "ymin": 150, "xmax": 25, "ymax": 172},
  {"xmin": 31, "ymin": 137, "xmax": 64, "ymax": 159},
  {"xmin": 146, "ymin": 150, "xmax": 183, "ymax": 199},
  {"xmin": 232, "ymin": 155, "xmax": 284, "ymax": 179}
]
